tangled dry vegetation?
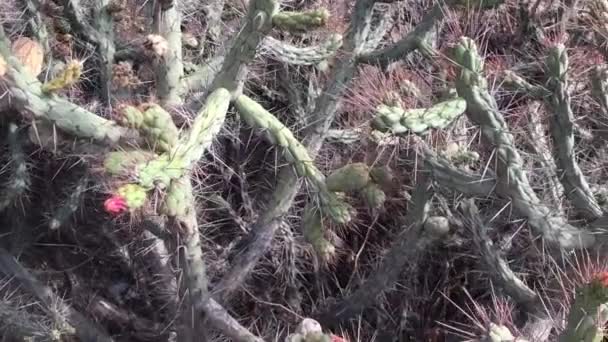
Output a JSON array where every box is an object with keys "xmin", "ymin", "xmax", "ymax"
[{"xmin": 2, "ymin": 0, "xmax": 608, "ymax": 341}]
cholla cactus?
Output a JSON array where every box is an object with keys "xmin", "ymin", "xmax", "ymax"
[
  {"xmin": 325, "ymin": 163, "xmax": 370, "ymax": 192},
  {"xmin": 372, "ymin": 98, "xmax": 467, "ymax": 134},
  {"xmin": 302, "ymin": 204, "xmax": 335, "ymax": 262}
]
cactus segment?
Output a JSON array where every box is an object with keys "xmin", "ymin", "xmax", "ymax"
[
  {"xmin": 172, "ymin": 88, "xmax": 231, "ymax": 166},
  {"xmin": 325, "ymin": 163, "xmax": 371, "ymax": 192},
  {"xmin": 272, "ymin": 9, "xmax": 330, "ymax": 32},
  {"xmin": 161, "ymin": 175, "xmax": 194, "ymax": 217},
  {"xmin": 372, "ymin": 98, "xmax": 466, "ymax": 134}
]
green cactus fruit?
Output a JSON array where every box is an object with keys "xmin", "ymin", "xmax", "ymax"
[
  {"xmin": 161, "ymin": 176, "xmax": 194, "ymax": 217},
  {"xmin": 361, "ymin": 183, "xmax": 386, "ymax": 210},
  {"xmin": 325, "ymin": 163, "xmax": 371, "ymax": 192},
  {"xmin": 119, "ymin": 105, "xmax": 145, "ymax": 128},
  {"xmin": 140, "ymin": 104, "xmax": 179, "ymax": 152},
  {"xmin": 302, "ymin": 204, "xmax": 335, "ymax": 261},
  {"xmin": 116, "ymin": 183, "xmax": 148, "ymax": 209},
  {"xmin": 321, "ymin": 192, "xmax": 354, "ymax": 224},
  {"xmin": 559, "ymin": 273, "xmax": 608, "ymax": 342},
  {"xmin": 272, "ymin": 9, "xmax": 330, "ymax": 33},
  {"xmin": 103, "ymin": 150, "xmax": 157, "ymax": 176},
  {"xmin": 137, "ymin": 154, "xmax": 185, "ymax": 189},
  {"xmin": 369, "ymin": 165, "xmax": 394, "ymax": 190}
]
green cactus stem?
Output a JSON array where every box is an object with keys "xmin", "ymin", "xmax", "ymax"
[
  {"xmin": 48, "ymin": 175, "xmax": 89, "ymax": 230},
  {"xmin": 452, "ymin": 36, "xmax": 595, "ymax": 249},
  {"xmin": 261, "ymin": 34, "xmax": 343, "ymax": 65},
  {"xmin": 152, "ymin": 0, "xmax": 183, "ymax": 107},
  {"xmin": 559, "ymin": 273, "xmax": 608, "ymax": 342},
  {"xmin": 172, "ymin": 88, "xmax": 231, "ymax": 167},
  {"xmin": 372, "ymin": 98, "xmax": 467, "ymax": 134},
  {"xmin": 272, "ymin": 9, "xmax": 330, "ymax": 33},
  {"xmin": 0, "ymin": 123, "xmax": 30, "ymax": 212},
  {"xmin": 325, "ymin": 163, "xmax": 371, "ymax": 192},
  {"xmin": 208, "ymin": 0, "xmax": 279, "ymax": 96},
  {"xmin": 501, "ymin": 70, "xmax": 550, "ymax": 99},
  {"xmin": 234, "ymin": 94, "xmax": 352, "ymax": 224},
  {"xmin": 545, "ymin": 44, "xmax": 603, "ymax": 219}
]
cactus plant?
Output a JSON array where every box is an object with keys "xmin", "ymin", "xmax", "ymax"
[{"xmin": 325, "ymin": 163, "xmax": 370, "ymax": 192}]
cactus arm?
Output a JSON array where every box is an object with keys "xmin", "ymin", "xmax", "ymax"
[
  {"xmin": 371, "ymin": 98, "xmax": 467, "ymax": 134},
  {"xmin": 200, "ymin": 0, "xmax": 225, "ymax": 51},
  {"xmin": 452, "ymin": 37, "xmax": 595, "ymax": 250},
  {"xmin": 357, "ymin": 3, "xmax": 445, "ymax": 66},
  {"xmin": 559, "ymin": 275, "xmax": 608, "ymax": 342},
  {"xmin": 501, "ymin": 70, "xmax": 551, "ymax": 98},
  {"xmin": 202, "ymin": 299, "xmax": 265, "ymax": 342},
  {"xmin": 172, "ymin": 88, "xmax": 231, "ymax": 167},
  {"xmin": 462, "ymin": 199, "xmax": 540, "ymax": 309},
  {"xmin": 24, "ymin": 0, "xmax": 50, "ymax": 53},
  {"xmin": 162, "ymin": 176, "xmax": 210, "ymax": 340},
  {"xmin": 420, "ymin": 142, "xmax": 497, "ymax": 197},
  {"xmin": 361, "ymin": 4, "xmax": 395, "ymax": 53},
  {"xmin": 271, "ymin": 9, "xmax": 330, "ymax": 32},
  {"xmin": 317, "ymin": 176, "xmax": 448, "ymax": 327},
  {"xmin": 152, "ymin": 0, "xmax": 184, "ymax": 107},
  {"xmin": 208, "ymin": 0, "xmax": 279, "ymax": 96},
  {"xmin": 525, "ymin": 102, "xmax": 564, "ymax": 210},
  {"xmin": 48, "ymin": 175, "xmax": 89, "ymax": 230},
  {"xmin": 0, "ymin": 123, "xmax": 30, "ymax": 212},
  {"xmin": 0, "ymin": 30, "xmax": 125, "ymax": 144},
  {"xmin": 234, "ymin": 94, "xmax": 352, "ymax": 224},
  {"xmin": 179, "ymin": 55, "xmax": 224, "ymax": 95},
  {"xmin": 261, "ymin": 34, "xmax": 343, "ymax": 66},
  {"xmin": 544, "ymin": 45, "xmax": 603, "ymax": 219}
]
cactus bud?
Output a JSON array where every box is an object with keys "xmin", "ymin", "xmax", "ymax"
[
  {"xmin": 325, "ymin": 163, "xmax": 371, "ymax": 192},
  {"xmin": 116, "ymin": 183, "xmax": 148, "ymax": 210},
  {"xmin": 41, "ymin": 60, "xmax": 82, "ymax": 93},
  {"xmin": 369, "ymin": 166, "xmax": 394, "ymax": 189},
  {"xmin": 302, "ymin": 205, "xmax": 336, "ymax": 262},
  {"xmin": 361, "ymin": 183, "xmax": 386, "ymax": 210}
]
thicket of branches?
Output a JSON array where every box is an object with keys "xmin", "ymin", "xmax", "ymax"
[{"xmin": 1, "ymin": 0, "xmax": 608, "ymax": 341}]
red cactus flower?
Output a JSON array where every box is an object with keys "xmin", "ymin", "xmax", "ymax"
[
  {"xmin": 593, "ymin": 271, "xmax": 608, "ymax": 287},
  {"xmin": 104, "ymin": 195, "xmax": 128, "ymax": 215},
  {"xmin": 330, "ymin": 334, "xmax": 348, "ymax": 342}
]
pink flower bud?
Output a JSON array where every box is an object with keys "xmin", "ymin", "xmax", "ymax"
[{"xmin": 104, "ymin": 195, "xmax": 128, "ymax": 215}]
